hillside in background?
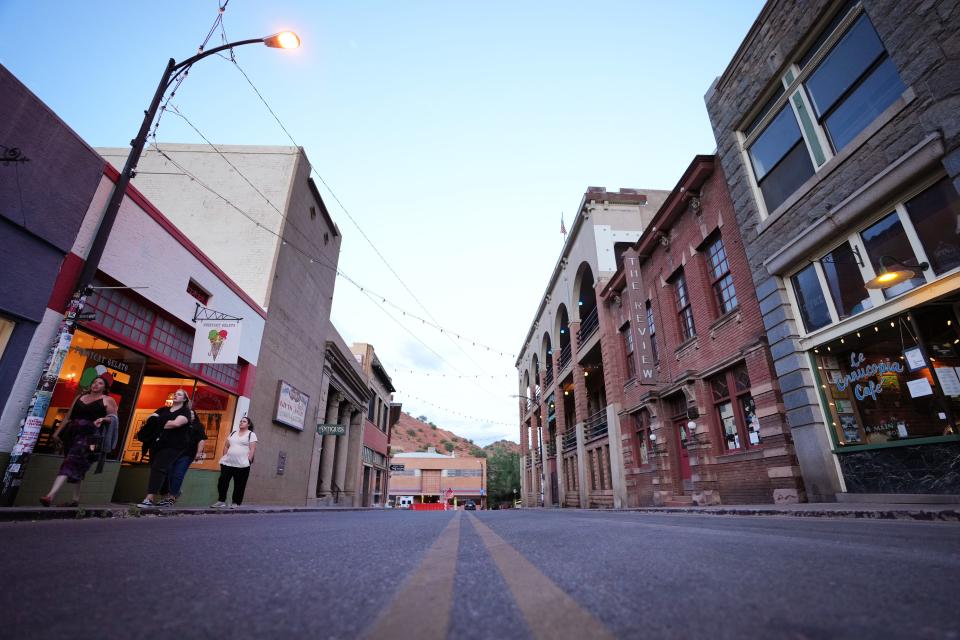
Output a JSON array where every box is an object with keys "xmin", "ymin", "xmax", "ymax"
[{"xmin": 390, "ymin": 413, "xmax": 519, "ymax": 457}]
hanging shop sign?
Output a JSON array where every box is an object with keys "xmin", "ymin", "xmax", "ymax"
[
  {"xmin": 316, "ymin": 423, "xmax": 347, "ymax": 436},
  {"xmin": 833, "ymin": 352, "xmax": 904, "ymax": 401},
  {"xmin": 389, "ymin": 464, "xmax": 405, "ymax": 471},
  {"xmin": 192, "ymin": 318, "xmax": 242, "ymax": 364},
  {"xmin": 274, "ymin": 380, "xmax": 309, "ymax": 431}
]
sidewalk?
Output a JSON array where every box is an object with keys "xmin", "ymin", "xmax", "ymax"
[
  {"xmin": 601, "ymin": 502, "xmax": 960, "ymax": 522},
  {"xmin": 0, "ymin": 503, "xmax": 381, "ymax": 522}
]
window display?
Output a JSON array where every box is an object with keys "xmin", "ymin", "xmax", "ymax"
[{"xmin": 814, "ymin": 303, "xmax": 959, "ymax": 447}]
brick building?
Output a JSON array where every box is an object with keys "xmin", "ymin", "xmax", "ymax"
[
  {"xmin": 705, "ymin": 0, "xmax": 960, "ymax": 499},
  {"xmin": 598, "ymin": 155, "xmax": 804, "ymax": 506},
  {"xmin": 350, "ymin": 342, "xmax": 398, "ymax": 507},
  {"xmin": 515, "ymin": 186, "xmax": 669, "ymax": 508}
]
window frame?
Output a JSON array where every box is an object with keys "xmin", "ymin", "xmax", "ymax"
[
  {"xmin": 672, "ymin": 271, "xmax": 696, "ymax": 342},
  {"xmin": 710, "ymin": 365, "xmax": 760, "ymax": 452},
  {"xmin": 621, "ymin": 323, "xmax": 637, "ymax": 381},
  {"xmin": 704, "ymin": 235, "xmax": 739, "ymax": 316},
  {"xmin": 645, "ymin": 300, "xmax": 659, "ymax": 365},
  {"xmin": 739, "ymin": 2, "xmax": 906, "ymax": 219},
  {"xmin": 787, "ymin": 177, "xmax": 956, "ymax": 339},
  {"xmin": 634, "ymin": 410, "xmax": 651, "ymax": 467}
]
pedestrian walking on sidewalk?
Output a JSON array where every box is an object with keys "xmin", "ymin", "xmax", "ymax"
[
  {"xmin": 40, "ymin": 373, "xmax": 118, "ymax": 507},
  {"xmin": 211, "ymin": 416, "xmax": 257, "ymax": 509},
  {"xmin": 156, "ymin": 410, "xmax": 208, "ymax": 507},
  {"xmin": 137, "ymin": 389, "xmax": 192, "ymax": 508}
]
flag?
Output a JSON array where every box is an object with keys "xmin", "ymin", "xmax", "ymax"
[{"xmin": 560, "ymin": 213, "xmax": 567, "ymax": 236}]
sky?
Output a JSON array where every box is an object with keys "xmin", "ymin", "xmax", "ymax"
[{"xmin": 0, "ymin": 0, "xmax": 765, "ymax": 446}]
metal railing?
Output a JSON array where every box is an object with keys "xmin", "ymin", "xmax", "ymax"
[
  {"xmin": 562, "ymin": 429, "xmax": 578, "ymax": 452},
  {"xmin": 546, "ymin": 439, "xmax": 557, "ymax": 458},
  {"xmin": 558, "ymin": 343, "xmax": 572, "ymax": 371},
  {"xmin": 544, "ymin": 365, "xmax": 554, "ymax": 387},
  {"xmin": 584, "ymin": 408, "xmax": 608, "ymax": 442},
  {"xmin": 577, "ymin": 307, "xmax": 599, "ymax": 345}
]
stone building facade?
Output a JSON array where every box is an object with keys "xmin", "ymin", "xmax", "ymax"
[
  {"xmin": 515, "ymin": 186, "xmax": 669, "ymax": 508},
  {"xmin": 705, "ymin": 0, "xmax": 960, "ymax": 499},
  {"xmin": 598, "ymin": 155, "xmax": 804, "ymax": 506}
]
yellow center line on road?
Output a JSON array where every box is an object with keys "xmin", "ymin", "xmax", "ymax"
[
  {"xmin": 468, "ymin": 513, "xmax": 615, "ymax": 640},
  {"xmin": 364, "ymin": 511, "xmax": 462, "ymax": 640}
]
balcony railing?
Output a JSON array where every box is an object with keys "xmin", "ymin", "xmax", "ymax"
[
  {"xmin": 558, "ymin": 343, "xmax": 572, "ymax": 371},
  {"xmin": 584, "ymin": 408, "xmax": 608, "ymax": 442},
  {"xmin": 546, "ymin": 439, "xmax": 557, "ymax": 458},
  {"xmin": 577, "ymin": 306, "xmax": 599, "ymax": 346},
  {"xmin": 562, "ymin": 429, "xmax": 578, "ymax": 452},
  {"xmin": 544, "ymin": 365, "xmax": 554, "ymax": 387}
]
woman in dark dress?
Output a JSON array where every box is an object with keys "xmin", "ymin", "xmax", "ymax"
[
  {"xmin": 40, "ymin": 373, "xmax": 118, "ymax": 507},
  {"xmin": 137, "ymin": 389, "xmax": 192, "ymax": 508}
]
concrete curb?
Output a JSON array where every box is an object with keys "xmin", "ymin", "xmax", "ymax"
[
  {"xmin": 586, "ymin": 506, "xmax": 960, "ymax": 522},
  {"xmin": 0, "ymin": 505, "xmax": 382, "ymax": 522}
]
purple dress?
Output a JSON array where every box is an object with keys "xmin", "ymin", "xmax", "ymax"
[{"xmin": 58, "ymin": 397, "xmax": 107, "ymax": 483}]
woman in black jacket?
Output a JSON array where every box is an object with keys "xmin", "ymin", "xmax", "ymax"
[{"xmin": 137, "ymin": 389, "xmax": 191, "ymax": 508}]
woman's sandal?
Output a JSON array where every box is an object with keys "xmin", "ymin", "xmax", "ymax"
[{"xmin": 39, "ymin": 496, "xmax": 52, "ymax": 507}]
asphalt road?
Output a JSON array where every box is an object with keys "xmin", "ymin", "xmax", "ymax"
[{"xmin": 1, "ymin": 509, "xmax": 958, "ymax": 639}]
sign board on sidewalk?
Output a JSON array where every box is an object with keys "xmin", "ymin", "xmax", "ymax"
[
  {"xmin": 316, "ymin": 423, "xmax": 346, "ymax": 436},
  {"xmin": 389, "ymin": 464, "xmax": 405, "ymax": 471}
]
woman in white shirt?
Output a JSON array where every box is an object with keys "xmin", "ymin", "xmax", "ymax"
[{"xmin": 211, "ymin": 416, "xmax": 258, "ymax": 508}]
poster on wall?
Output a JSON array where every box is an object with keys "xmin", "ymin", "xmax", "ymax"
[
  {"xmin": 192, "ymin": 318, "xmax": 242, "ymax": 364},
  {"xmin": 274, "ymin": 380, "xmax": 309, "ymax": 431}
]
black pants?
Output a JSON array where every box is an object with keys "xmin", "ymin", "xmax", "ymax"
[
  {"xmin": 217, "ymin": 464, "xmax": 250, "ymax": 504},
  {"xmin": 147, "ymin": 446, "xmax": 184, "ymax": 494}
]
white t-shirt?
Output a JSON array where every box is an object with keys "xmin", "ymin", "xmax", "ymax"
[{"xmin": 220, "ymin": 430, "xmax": 258, "ymax": 468}]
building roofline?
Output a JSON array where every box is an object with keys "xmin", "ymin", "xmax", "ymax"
[{"xmin": 712, "ymin": 0, "xmax": 780, "ymax": 96}]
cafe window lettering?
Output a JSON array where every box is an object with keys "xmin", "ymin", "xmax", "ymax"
[
  {"xmin": 789, "ymin": 178, "xmax": 960, "ymax": 335},
  {"xmin": 814, "ymin": 304, "xmax": 959, "ymax": 448}
]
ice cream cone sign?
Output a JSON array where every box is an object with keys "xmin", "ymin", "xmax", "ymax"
[{"xmin": 208, "ymin": 328, "xmax": 229, "ymax": 361}]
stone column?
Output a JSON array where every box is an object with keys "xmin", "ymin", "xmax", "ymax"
[
  {"xmin": 318, "ymin": 392, "xmax": 341, "ymax": 500},
  {"xmin": 344, "ymin": 410, "xmax": 364, "ymax": 505},
  {"xmin": 555, "ymin": 431, "xmax": 566, "ymax": 506},
  {"xmin": 576, "ymin": 421, "xmax": 588, "ymax": 508},
  {"xmin": 538, "ymin": 417, "xmax": 550, "ymax": 506},
  {"xmin": 333, "ymin": 402, "xmax": 351, "ymax": 502},
  {"xmin": 570, "ymin": 320, "xmax": 589, "ymax": 507},
  {"xmin": 553, "ymin": 356, "xmax": 568, "ymax": 507}
]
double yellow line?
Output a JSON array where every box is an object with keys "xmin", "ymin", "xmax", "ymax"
[{"xmin": 365, "ymin": 512, "xmax": 613, "ymax": 639}]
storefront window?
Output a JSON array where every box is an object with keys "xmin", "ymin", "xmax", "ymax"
[
  {"xmin": 815, "ymin": 305, "xmax": 958, "ymax": 447},
  {"xmin": 35, "ymin": 330, "xmax": 146, "ymax": 457},
  {"xmin": 861, "ymin": 212, "xmax": 925, "ymax": 299},
  {"xmin": 711, "ymin": 364, "xmax": 760, "ymax": 451},
  {"xmin": 821, "ymin": 243, "xmax": 872, "ymax": 320},
  {"xmin": 905, "ymin": 177, "xmax": 960, "ymax": 276},
  {"xmin": 0, "ymin": 315, "xmax": 15, "ymax": 361},
  {"xmin": 121, "ymin": 376, "xmax": 235, "ymax": 470}
]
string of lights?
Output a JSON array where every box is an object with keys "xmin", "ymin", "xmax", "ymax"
[
  {"xmin": 150, "ymin": 112, "xmax": 515, "ymax": 360},
  {"xmin": 399, "ymin": 392, "xmax": 514, "ymax": 428},
  {"xmin": 221, "ymin": 54, "xmax": 509, "ymax": 373},
  {"xmin": 395, "ymin": 368, "xmax": 512, "ymax": 380}
]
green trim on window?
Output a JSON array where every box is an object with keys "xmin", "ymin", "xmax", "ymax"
[
  {"xmin": 783, "ymin": 69, "xmax": 796, "ymax": 87},
  {"xmin": 809, "ymin": 352, "xmax": 842, "ymax": 448},
  {"xmin": 792, "ymin": 92, "xmax": 826, "ymax": 166},
  {"xmin": 833, "ymin": 434, "xmax": 960, "ymax": 453}
]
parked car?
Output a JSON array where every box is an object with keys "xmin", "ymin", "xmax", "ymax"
[{"xmin": 464, "ymin": 500, "xmax": 477, "ymax": 511}]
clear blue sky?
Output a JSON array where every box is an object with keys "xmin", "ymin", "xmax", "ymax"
[{"xmin": 1, "ymin": 0, "xmax": 764, "ymax": 445}]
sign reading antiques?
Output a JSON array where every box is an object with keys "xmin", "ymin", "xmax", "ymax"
[
  {"xmin": 192, "ymin": 317, "xmax": 242, "ymax": 364},
  {"xmin": 316, "ymin": 423, "xmax": 347, "ymax": 436},
  {"xmin": 274, "ymin": 380, "xmax": 309, "ymax": 431}
]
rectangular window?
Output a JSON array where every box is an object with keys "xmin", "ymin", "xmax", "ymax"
[
  {"xmin": 0, "ymin": 315, "xmax": 14, "ymax": 362},
  {"xmin": 673, "ymin": 272, "xmax": 696, "ymax": 341},
  {"xmin": 706, "ymin": 236, "xmax": 738, "ymax": 314},
  {"xmin": 744, "ymin": 4, "xmax": 904, "ymax": 215},
  {"xmin": 711, "ymin": 364, "xmax": 760, "ymax": 451},
  {"xmin": 748, "ymin": 106, "xmax": 816, "ymax": 213},
  {"xmin": 604, "ymin": 444, "xmax": 613, "ymax": 489},
  {"xmin": 905, "ymin": 177, "xmax": 960, "ymax": 275},
  {"xmin": 635, "ymin": 412, "xmax": 650, "ymax": 465},
  {"xmin": 804, "ymin": 13, "xmax": 905, "ymax": 152},
  {"xmin": 821, "ymin": 242, "xmax": 872, "ymax": 320},
  {"xmin": 860, "ymin": 211, "xmax": 925, "ymax": 299},
  {"xmin": 186, "ymin": 279, "xmax": 211, "ymax": 305},
  {"xmin": 646, "ymin": 301, "xmax": 659, "ymax": 364},
  {"xmin": 792, "ymin": 263, "xmax": 832, "ymax": 332},
  {"xmin": 621, "ymin": 324, "xmax": 636, "ymax": 380}
]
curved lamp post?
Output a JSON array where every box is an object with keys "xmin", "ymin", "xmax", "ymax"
[{"xmin": 1, "ymin": 31, "xmax": 299, "ymax": 505}]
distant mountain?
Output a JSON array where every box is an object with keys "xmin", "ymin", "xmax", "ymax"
[{"xmin": 390, "ymin": 412, "xmax": 518, "ymax": 458}]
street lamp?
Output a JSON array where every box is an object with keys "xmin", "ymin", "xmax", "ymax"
[{"xmin": 1, "ymin": 31, "xmax": 300, "ymax": 505}]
